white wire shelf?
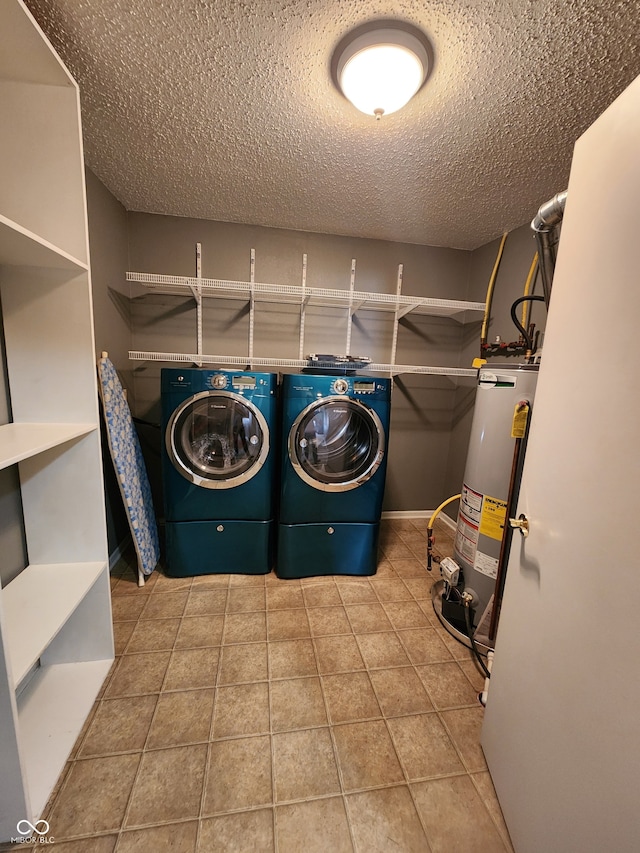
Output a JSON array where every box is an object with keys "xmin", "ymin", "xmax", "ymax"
[
  {"xmin": 128, "ymin": 350, "xmax": 477, "ymax": 377},
  {"xmin": 126, "ymin": 272, "xmax": 485, "ymax": 321}
]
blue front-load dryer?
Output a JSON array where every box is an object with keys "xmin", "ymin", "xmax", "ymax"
[
  {"xmin": 278, "ymin": 373, "xmax": 392, "ymax": 579},
  {"xmin": 161, "ymin": 368, "xmax": 277, "ymax": 576}
]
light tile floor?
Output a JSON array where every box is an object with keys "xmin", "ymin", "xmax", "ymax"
[{"xmin": 7, "ymin": 519, "xmax": 515, "ymax": 852}]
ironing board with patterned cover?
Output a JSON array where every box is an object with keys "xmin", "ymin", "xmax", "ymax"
[{"xmin": 97, "ymin": 353, "xmax": 160, "ymax": 586}]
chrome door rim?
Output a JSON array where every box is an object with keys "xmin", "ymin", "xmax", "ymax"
[
  {"xmin": 288, "ymin": 395, "xmax": 385, "ymax": 492},
  {"xmin": 166, "ymin": 390, "xmax": 270, "ymax": 489}
]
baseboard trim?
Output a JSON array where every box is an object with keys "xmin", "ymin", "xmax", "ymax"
[
  {"xmin": 109, "ymin": 536, "xmax": 132, "ymax": 571},
  {"xmin": 382, "ymin": 510, "xmax": 430, "ymax": 519},
  {"xmin": 433, "ymin": 512, "xmax": 457, "ymax": 532},
  {"xmin": 382, "ymin": 510, "xmax": 457, "ymax": 531}
]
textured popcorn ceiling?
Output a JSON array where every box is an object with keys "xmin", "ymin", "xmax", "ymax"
[{"xmin": 26, "ymin": 0, "xmax": 640, "ymax": 249}]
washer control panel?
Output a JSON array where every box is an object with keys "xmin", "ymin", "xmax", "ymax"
[
  {"xmin": 332, "ymin": 378, "xmax": 349, "ymax": 395},
  {"xmin": 210, "ymin": 374, "xmax": 228, "ymax": 389},
  {"xmin": 353, "ymin": 379, "xmax": 377, "ymax": 395}
]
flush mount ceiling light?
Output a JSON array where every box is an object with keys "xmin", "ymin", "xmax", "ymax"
[{"xmin": 332, "ymin": 21, "xmax": 432, "ymax": 119}]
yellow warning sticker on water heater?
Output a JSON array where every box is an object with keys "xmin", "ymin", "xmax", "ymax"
[
  {"xmin": 511, "ymin": 402, "xmax": 530, "ymax": 438},
  {"xmin": 479, "ymin": 495, "xmax": 508, "ymax": 541}
]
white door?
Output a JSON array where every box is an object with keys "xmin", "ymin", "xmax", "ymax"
[{"xmin": 481, "ymin": 74, "xmax": 640, "ymax": 853}]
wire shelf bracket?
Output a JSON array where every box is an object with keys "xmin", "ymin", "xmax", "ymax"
[{"xmin": 126, "ymin": 246, "xmax": 485, "ymax": 378}]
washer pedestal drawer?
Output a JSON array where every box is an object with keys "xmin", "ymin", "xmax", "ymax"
[
  {"xmin": 276, "ymin": 522, "xmax": 380, "ymax": 579},
  {"xmin": 165, "ymin": 519, "xmax": 274, "ymax": 576}
]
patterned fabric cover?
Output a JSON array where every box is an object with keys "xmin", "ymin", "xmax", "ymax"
[{"xmin": 97, "ymin": 355, "xmax": 159, "ymax": 577}]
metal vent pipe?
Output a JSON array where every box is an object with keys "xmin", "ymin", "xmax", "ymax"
[{"xmin": 531, "ymin": 190, "xmax": 567, "ymax": 307}]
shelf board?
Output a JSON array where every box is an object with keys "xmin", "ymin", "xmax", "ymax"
[
  {"xmin": 0, "ymin": 423, "xmax": 97, "ymax": 470},
  {"xmin": 127, "ymin": 272, "xmax": 485, "ymax": 322},
  {"xmin": 17, "ymin": 658, "xmax": 113, "ymax": 818},
  {"xmin": 0, "ymin": 214, "xmax": 88, "ymax": 271},
  {"xmin": 3, "ymin": 562, "xmax": 107, "ymax": 686},
  {"xmin": 128, "ymin": 350, "xmax": 478, "ymax": 377}
]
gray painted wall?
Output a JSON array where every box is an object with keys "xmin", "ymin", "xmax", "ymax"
[
  {"xmin": 86, "ymin": 168, "xmax": 132, "ymax": 379},
  {"xmin": 126, "ymin": 212, "xmax": 476, "ymax": 513},
  {"xmin": 85, "ymin": 168, "xmax": 132, "ymax": 554}
]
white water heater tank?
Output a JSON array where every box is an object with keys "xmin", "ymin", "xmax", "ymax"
[{"xmin": 454, "ymin": 363, "xmax": 539, "ymax": 626}]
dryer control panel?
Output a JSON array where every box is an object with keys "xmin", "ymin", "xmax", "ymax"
[
  {"xmin": 330, "ymin": 378, "xmax": 380, "ymax": 395},
  {"xmin": 231, "ymin": 375, "xmax": 257, "ymax": 390}
]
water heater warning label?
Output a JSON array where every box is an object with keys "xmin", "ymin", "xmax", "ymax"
[
  {"xmin": 479, "ymin": 495, "xmax": 508, "ymax": 541},
  {"xmin": 474, "ymin": 551, "xmax": 499, "ymax": 579},
  {"xmin": 455, "ymin": 515, "xmax": 479, "ymax": 563},
  {"xmin": 460, "ymin": 484, "xmax": 482, "ymax": 525}
]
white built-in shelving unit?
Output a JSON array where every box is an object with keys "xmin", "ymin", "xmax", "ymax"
[
  {"xmin": 0, "ymin": 0, "xmax": 113, "ymax": 840},
  {"xmin": 127, "ymin": 249, "xmax": 484, "ymax": 377}
]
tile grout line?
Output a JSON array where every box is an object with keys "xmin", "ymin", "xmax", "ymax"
[
  {"xmin": 267, "ymin": 603, "xmax": 280, "ymax": 853},
  {"xmin": 391, "ymin": 596, "xmax": 488, "ymax": 787},
  {"xmin": 42, "ymin": 579, "xmax": 159, "ymax": 845},
  {"xmin": 316, "ymin": 571, "xmax": 423, "ymax": 848},
  {"xmin": 198, "ymin": 576, "xmax": 233, "ymax": 850},
  {"xmin": 333, "ymin": 572, "xmax": 435, "ymax": 850},
  {"xmin": 115, "ymin": 576, "xmax": 193, "ymax": 847},
  {"xmin": 366, "ymin": 564, "xmax": 484, "ymax": 851},
  {"xmin": 44, "ymin": 519, "xmax": 508, "ymax": 850},
  {"xmin": 467, "ymin": 772, "xmax": 513, "ymax": 853},
  {"xmin": 378, "ymin": 522, "xmax": 480, "ymax": 853},
  {"xmin": 353, "ymin": 602, "xmax": 438, "ymax": 851},
  {"xmin": 309, "ymin": 613, "xmax": 359, "ymax": 853}
]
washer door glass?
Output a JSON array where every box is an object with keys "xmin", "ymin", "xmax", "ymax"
[
  {"xmin": 168, "ymin": 391, "xmax": 268, "ymax": 488},
  {"xmin": 291, "ymin": 398, "xmax": 384, "ymax": 491}
]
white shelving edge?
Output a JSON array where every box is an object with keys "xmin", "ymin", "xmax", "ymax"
[
  {"xmin": 128, "ymin": 350, "xmax": 478, "ymax": 377},
  {"xmin": 0, "ymin": 0, "xmax": 76, "ymax": 86},
  {"xmin": 0, "ymin": 0, "xmax": 112, "ymax": 839},
  {"xmin": 368, "ymin": 363, "xmax": 478, "ymax": 378},
  {"xmin": 0, "ymin": 423, "xmax": 96, "ymax": 470},
  {"xmin": 126, "ymin": 271, "xmax": 485, "ymax": 320},
  {"xmin": 3, "ymin": 561, "xmax": 107, "ymax": 686},
  {"xmin": 130, "ymin": 350, "xmax": 306, "ymax": 369},
  {"xmin": 0, "ymin": 213, "xmax": 88, "ymax": 271},
  {"xmin": 17, "ymin": 658, "xmax": 113, "ymax": 818}
]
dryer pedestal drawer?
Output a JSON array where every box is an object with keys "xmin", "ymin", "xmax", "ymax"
[
  {"xmin": 165, "ymin": 519, "xmax": 274, "ymax": 576},
  {"xmin": 276, "ymin": 522, "xmax": 380, "ymax": 579}
]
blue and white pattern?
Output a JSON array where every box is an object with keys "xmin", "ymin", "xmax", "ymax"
[{"xmin": 97, "ymin": 356, "xmax": 159, "ymax": 578}]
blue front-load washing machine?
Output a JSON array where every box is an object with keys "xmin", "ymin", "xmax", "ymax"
[
  {"xmin": 278, "ymin": 373, "xmax": 392, "ymax": 579},
  {"xmin": 161, "ymin": 368, "xmax": 278, "ymax": 576}
]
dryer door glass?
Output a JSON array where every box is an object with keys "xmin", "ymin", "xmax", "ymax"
[
  {"xmin": 171, "ymin": 393, "xmax": 266, "ymax": 485},
  {"xmin": 293, "ymin": 399, "xmax": 383, "ymax": 489}
]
